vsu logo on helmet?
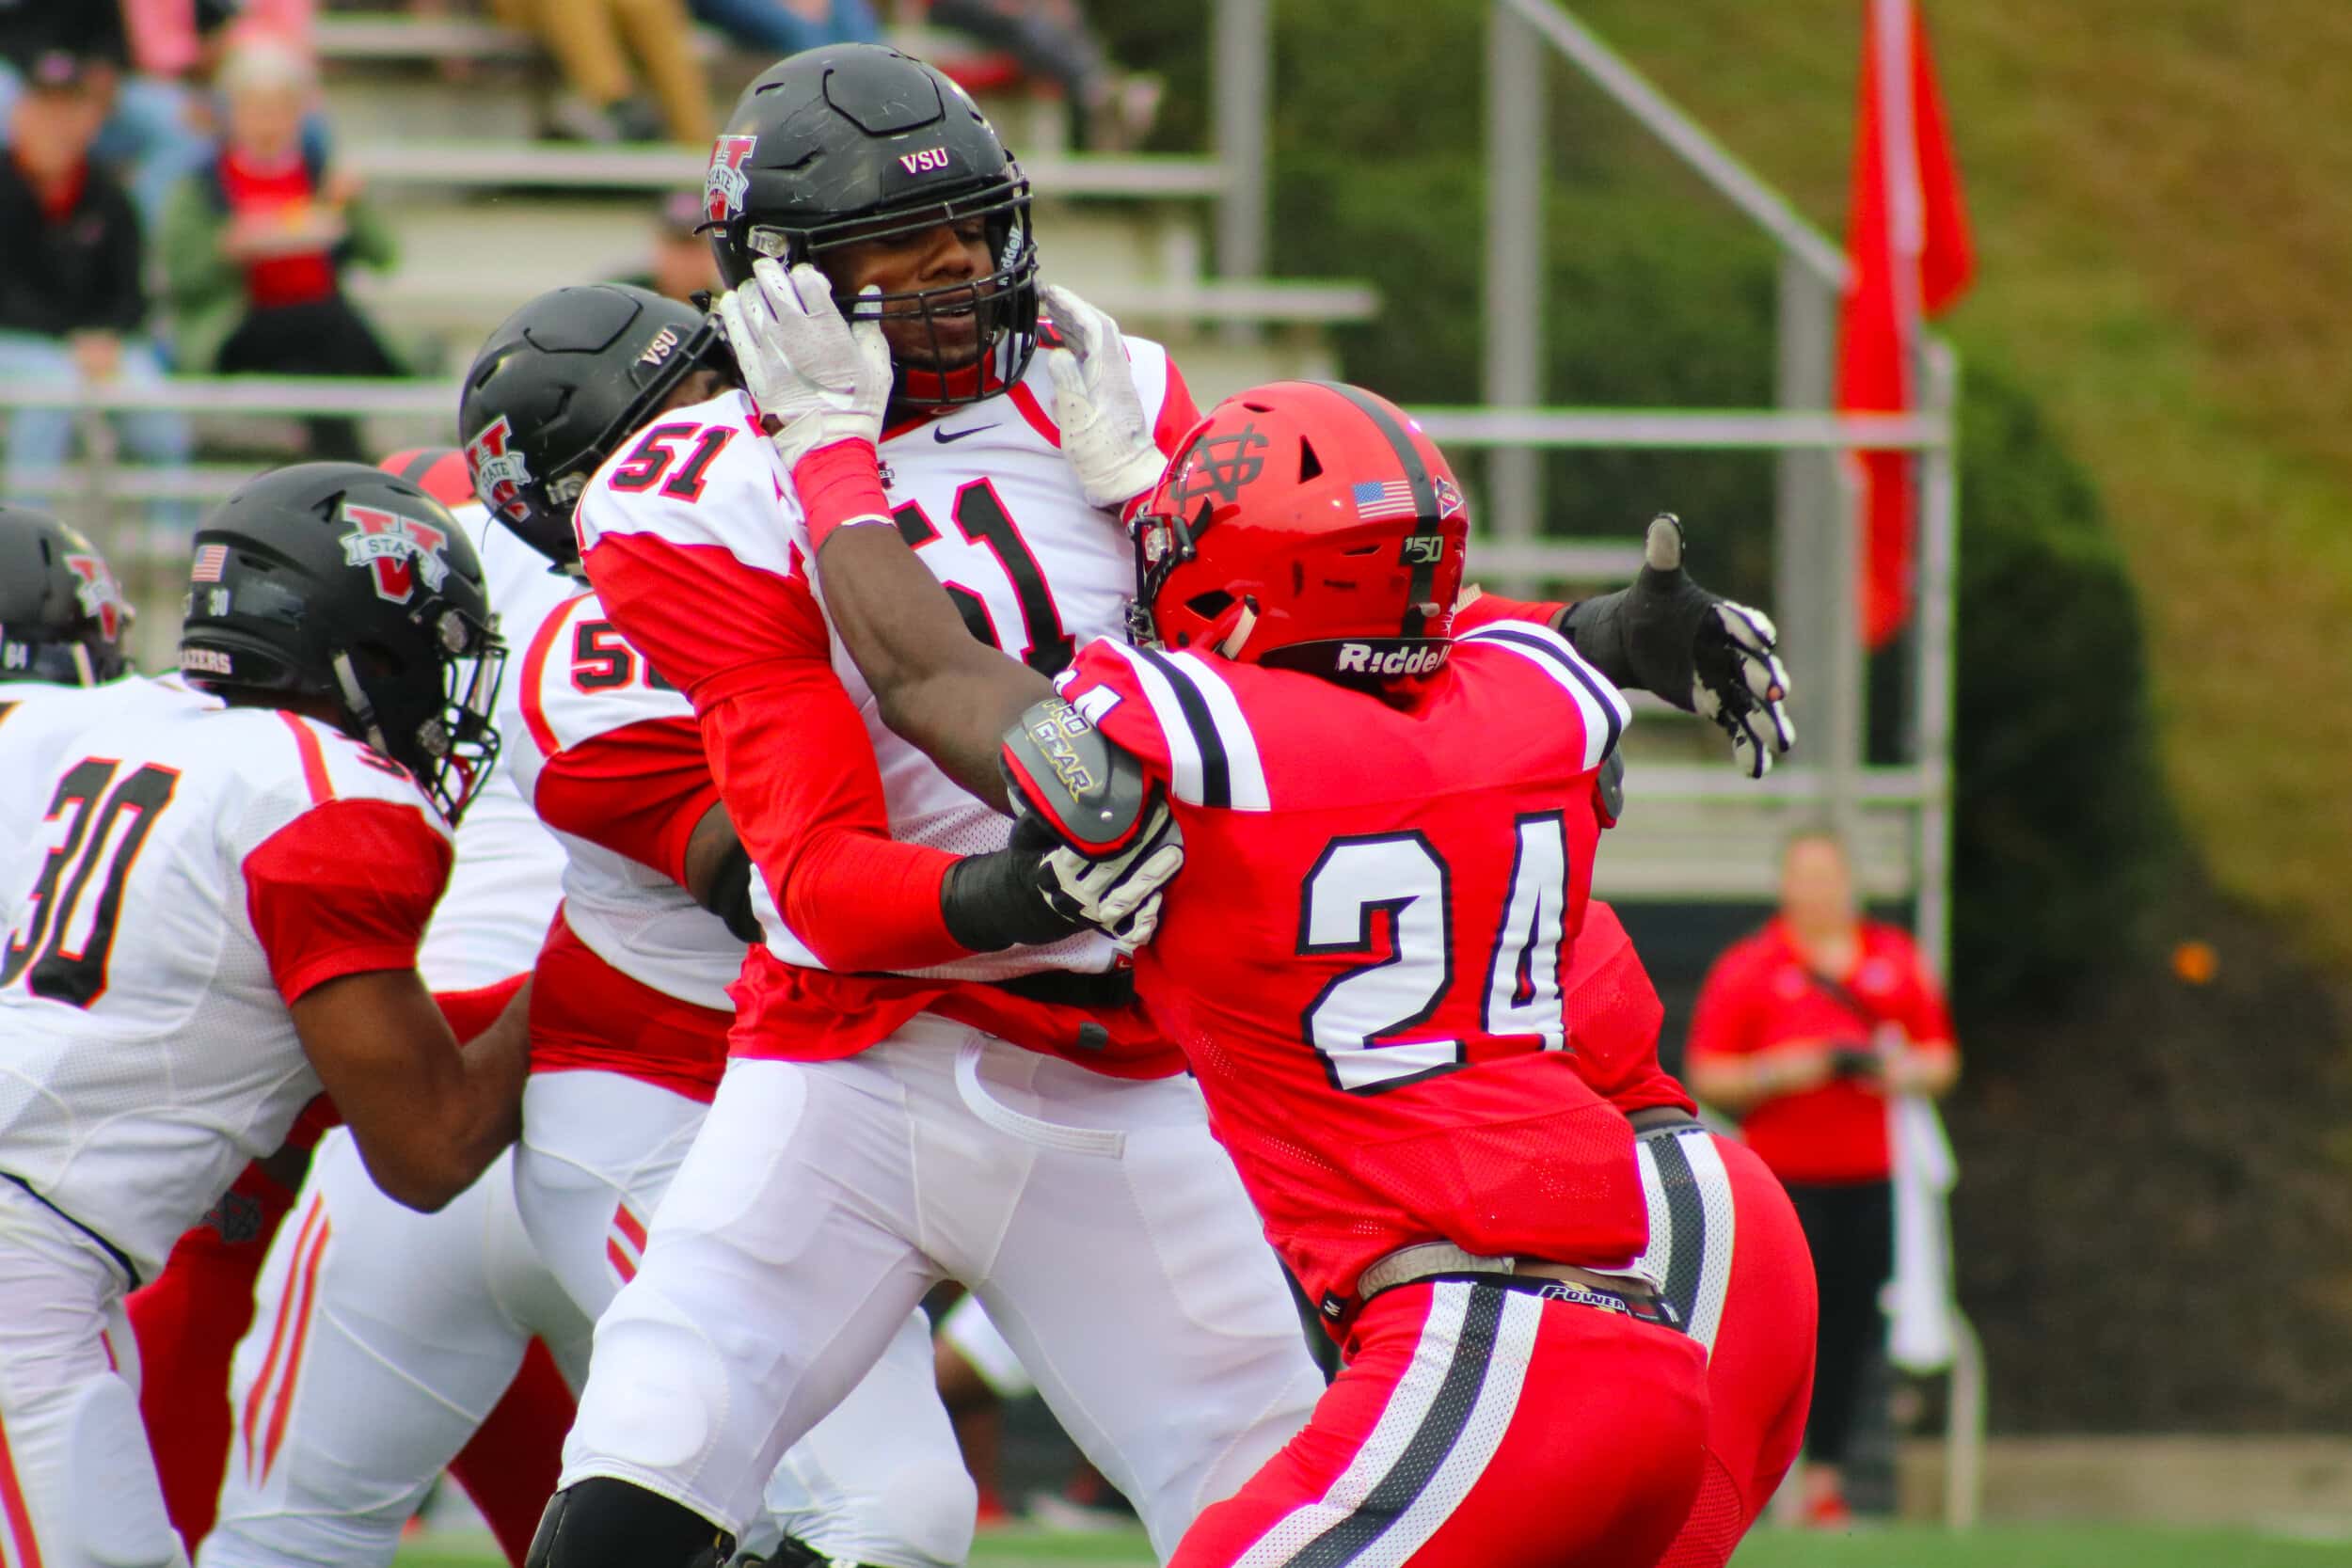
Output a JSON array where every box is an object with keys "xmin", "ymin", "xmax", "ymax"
[
  {"xmin": 464, "ymin": 415, "xmax": 534, "ymax": 524},
  {"xmin": 705, "ymin": 134, "xmax": 758, "ymax": 227},
  {"xmin": 62, "ymin": 552, "xmax": 128, "ymax": 641},
  {"xmin": 339, "ymin": 501, "xmax": 453, "ymax": 605}
]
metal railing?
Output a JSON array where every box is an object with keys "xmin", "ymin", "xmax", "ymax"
[{"xmin": 1470, "ymin": 0, "xmax": 1979, "ymax": 1526}]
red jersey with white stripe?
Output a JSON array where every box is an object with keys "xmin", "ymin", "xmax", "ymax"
[
  {"xmin": 0, "ymin": 702, "xmax": 452, "ymax": 1279},
  {"xmin": 510, "ymin": 587, "xmax": 739, "ymax": 1098},
  {"xmin": 574, "ymin": 338, "xmax": 1197, "ymax": 1076},
  {"xmin": 1052, "ymin": 620, "xmax": 1648, "ymax": 1310},
  {"xmin": 416, "ymin": 500, "xmax": 573, "ymax": 990}
]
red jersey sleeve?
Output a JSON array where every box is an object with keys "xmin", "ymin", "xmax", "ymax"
[
  {"xmin": 1685, "ymin": 937, "xmax": 1766, "ymax": 1062},
  {"xmin": 1052, "ymin": 641, "xmax": 1180, "ymax": 790},
  {"xmin": 244, "ymin": 798, "xmax": 453, "ymax": 1004},
  {"xmin": 579, "ymin": 527, "xmax": 969, "ymax": 973},
  {"xmin": 1152, "ymin": 353, "xmax": 1201, "ymax": 457},
  {"xmin": 531, "ymin": 715, "xmax": 718, "ymax": 884},
  {"xmin": 1451, "ymin": 590, "xmax": 1565, "ymax": 634}
]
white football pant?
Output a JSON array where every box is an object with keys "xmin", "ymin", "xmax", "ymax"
[
  {"xmin": 514, "ymin": 1069, "xmax": 974, "ymax": 1568},
  {"xmin": 0, "ymin": 1180, "xmax": 184, "ymax": 1567},
  {"xmin": 560, "ymin": 1018, "xmax": 1326, "ymax": 1560}
]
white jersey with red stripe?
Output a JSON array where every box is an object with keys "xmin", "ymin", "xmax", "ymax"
[
  {"xmin": 509, "ymin": 588, "xmax": 741, "ymax": 1011},
  {"xmin": 0, "ymin": 702, "xmax": 453, "ymax": 1281},
  {"xmin": 574, "ymin": 335, "xmax": 1186, "ymax": 986},
  {"xmin": 415, "ymin": 500, "xmax": 573, "ymax": 990}
]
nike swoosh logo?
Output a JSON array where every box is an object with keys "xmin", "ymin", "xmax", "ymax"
[{"xmin": 933, "ymin": 422, "xmax": 997, "ymax": 444}]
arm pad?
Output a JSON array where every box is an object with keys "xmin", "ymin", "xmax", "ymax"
[{"xmin": 997, "ymin": 696, "xmax": 1153, "ymax": 856}]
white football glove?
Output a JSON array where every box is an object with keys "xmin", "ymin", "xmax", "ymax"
[
  {"xmin": 1035, "ymin": 801, "xmax": 1184, "ymax": 956},
  {"xmin": 1039, "ymin": 282, "xmax": 1168, "ymax": 512},
  {"xmin": 714, "ymin": 258, "xmax": 892, "ymax": 469}
]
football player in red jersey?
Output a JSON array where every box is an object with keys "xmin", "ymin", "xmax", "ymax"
[{"xmin": 742, "ymin": 276, "xmax": 1806, "ymax": 1560}]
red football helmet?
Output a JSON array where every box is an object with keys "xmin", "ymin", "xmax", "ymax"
[{"xmin": 1129, "ymin": 381, "xmax": 1469, "ymax": 684}]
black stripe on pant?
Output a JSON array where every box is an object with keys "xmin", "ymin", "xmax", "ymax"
[{"xmin": 1783, "ymin": 1178, "xmax": 1892, "ymax": 1467}]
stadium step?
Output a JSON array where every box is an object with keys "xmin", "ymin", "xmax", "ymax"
[
  {"xmin": 342, "ymin": 141, "xmax": 1224, "ymax": 200},
  {"xmin": 316, "ymin": 14, "xmax": 1075, "ymax": 154}
]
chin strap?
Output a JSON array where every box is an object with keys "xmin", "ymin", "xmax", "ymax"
[{"xmin": 330, "ymin": 649, "xmax": 395, "ymax": 761}]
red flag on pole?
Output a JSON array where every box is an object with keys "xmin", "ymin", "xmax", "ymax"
[{"xmin": 1836, "ymin": 0, "xmax": 1972, "ymax": 649}]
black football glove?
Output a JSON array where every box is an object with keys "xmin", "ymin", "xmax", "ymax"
[
  {"xmin": 1556, "ymin": 515, "xmax": 1795, "ymax": 780},
  {"xmin": 939, "ymin": 801, "xmax": 1184, "ymax": 955}
]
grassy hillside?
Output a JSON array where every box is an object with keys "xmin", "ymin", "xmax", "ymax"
[{"xmin": 1572, "ymin": 0, "xmax": 2352, "ymax": 965}]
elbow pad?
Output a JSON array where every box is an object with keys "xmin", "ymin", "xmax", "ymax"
[
  {"xmin": 699, "ymin": 840, "xmax": 765, "ymax": 945},
  {"xmin": 939, "ymin": 696, "xmax": 1161, "ymax": 954},
  {"xmin": 997, "ymin": 695, "xmax": 1153, "ymax": 856}
]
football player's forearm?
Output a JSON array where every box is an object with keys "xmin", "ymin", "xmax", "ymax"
[
  {"xmin": 816, "ymin": 521, "xmax": 1053, "ymax": 814},
  {"xmin": 451, "ymin": 981, "xmax": 531, "ymax": 1172}
]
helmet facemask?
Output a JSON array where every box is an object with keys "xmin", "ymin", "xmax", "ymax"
[
  {"xmin": 739, "ymin": 177, "xmax": 1039, "ymax": 408},
  {"xmin": 330, "ymin": 603, "xmax": 507, "ymax": 825}
]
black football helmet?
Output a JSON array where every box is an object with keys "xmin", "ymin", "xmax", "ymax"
[
  {"xmin": 459, "ymin": 283, "xmax": 728, "ymax": 569},
  {"xmin": 179, "ymin": 463, "xmax": 506, "ymax": 823},
  {"xmin": 0, "ymin": 505, "xmax": 134, "ymax": 686},
  {"xmin": 701, "ymin": 43, "xmax": 1040, "ymax": 405}
]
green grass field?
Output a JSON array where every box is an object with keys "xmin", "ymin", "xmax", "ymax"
[{"xmin": 392, "ymin": 1521, "xmax": 2352, "ymax": 1568}]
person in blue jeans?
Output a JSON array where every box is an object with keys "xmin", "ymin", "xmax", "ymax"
[
  {"xmin": 685, "ymin": 0, "xmax": 879, "ymax": 58},
  {"xmin": 0, "ymin": 53, "xmax": 195, "ymax": 542}
]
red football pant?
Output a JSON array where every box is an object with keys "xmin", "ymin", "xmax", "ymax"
[
  {"xmin": 130, "ymin": 1161, "xmax": 297, "ymax": 1544},
  {"xmin": 1170, "ymin": 1278, "xmax": 1707, "ymax": 1568},
  {"xmin": 1641, "ymin": 1130, "xmax": 1819, "ymax": 1567}
]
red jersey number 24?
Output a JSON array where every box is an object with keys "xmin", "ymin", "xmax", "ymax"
[{"xmin": 1298, "ymin": 812, "xmax": 1572, "ymax": 1094}]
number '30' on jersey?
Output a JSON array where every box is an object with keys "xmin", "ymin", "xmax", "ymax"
[
  {"xmin": 0, "ymin": 701, "xmax": 453, "ymax": 1281},
  {"xmin": 1054, "ymin": 619, "xmax": 1646, "ymax": 1312}
]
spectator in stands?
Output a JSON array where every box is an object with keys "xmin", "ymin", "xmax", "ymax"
[
  {"xmin": 486, "ymin": 0, "xmax": 712, "ymax": 146},
  {"xmin": 160, "ymin": 35, "xmax": 398, "ymax": 460},
  {"xmin": 687, "ymin": 0, "xmax": 878, "ymax": 58},
  {"xmin": 0, "ymin": 49, "xmax": 196, "ymax": 535},
  {"xmin": 617, "ymin": 189, "xmax": 722, "ymax": 304},
  {"xmin": 1686, "ymin": 827, "xmax": 1959, "ymax": 1528},
  {"xmin": 926, "ymin": 0, "xmax": 1156, "ymax": 150},
  {"xmin": 0, "ymin": 0, "xmax": 231, "ymax": 230}
]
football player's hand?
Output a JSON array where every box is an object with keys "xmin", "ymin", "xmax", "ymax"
[
  {"xmin": 1026, "ymin": 800, "xmax": 1184, "ymax": 955},
  {"xmin": 715, "ymin": 258, "xmax": 892, "ymax": 469},
  {"xmin": 1561, "ymin": 515, "xmax": 1795, "ymax": 780},
  {"xmin": 939, "ymin": 801, "xmax": 1184, "ymax": 954},
  {"xmin": 1039, "ymin": 282, "xmax": 1167, "ymax": 513}
]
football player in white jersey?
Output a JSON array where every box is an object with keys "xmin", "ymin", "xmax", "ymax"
[
  {"xmin": 0, "ymin": 463, "xmax": 521, "ymax": 1568},
  {"xmin": 457, "ymin": 283, "xmax": 976, "ymax": 1568},
  {"xmin": 0, "ymin": 507, "xmax": 179, "ymax": 823},
  {"xmin": 198, "ymin": 448, "xmax": 590, "ymax": 1568},
  {"xmin": 528, "ymin": 46, "xmax": 1323, "ymax": 1568}
]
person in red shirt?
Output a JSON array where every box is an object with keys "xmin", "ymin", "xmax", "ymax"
[
  {"xmin": 1685, "ymin": 828, "xmax": 1957, "ymax": 1526},
  {"xmin": 160, "ymin": 35, "xmax": 398, "ymax": 459}
]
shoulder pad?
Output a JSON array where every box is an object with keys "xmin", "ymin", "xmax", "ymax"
[{"xmin": 999, "ymin": 695, "xmax": 1152, "ymax": 856}]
